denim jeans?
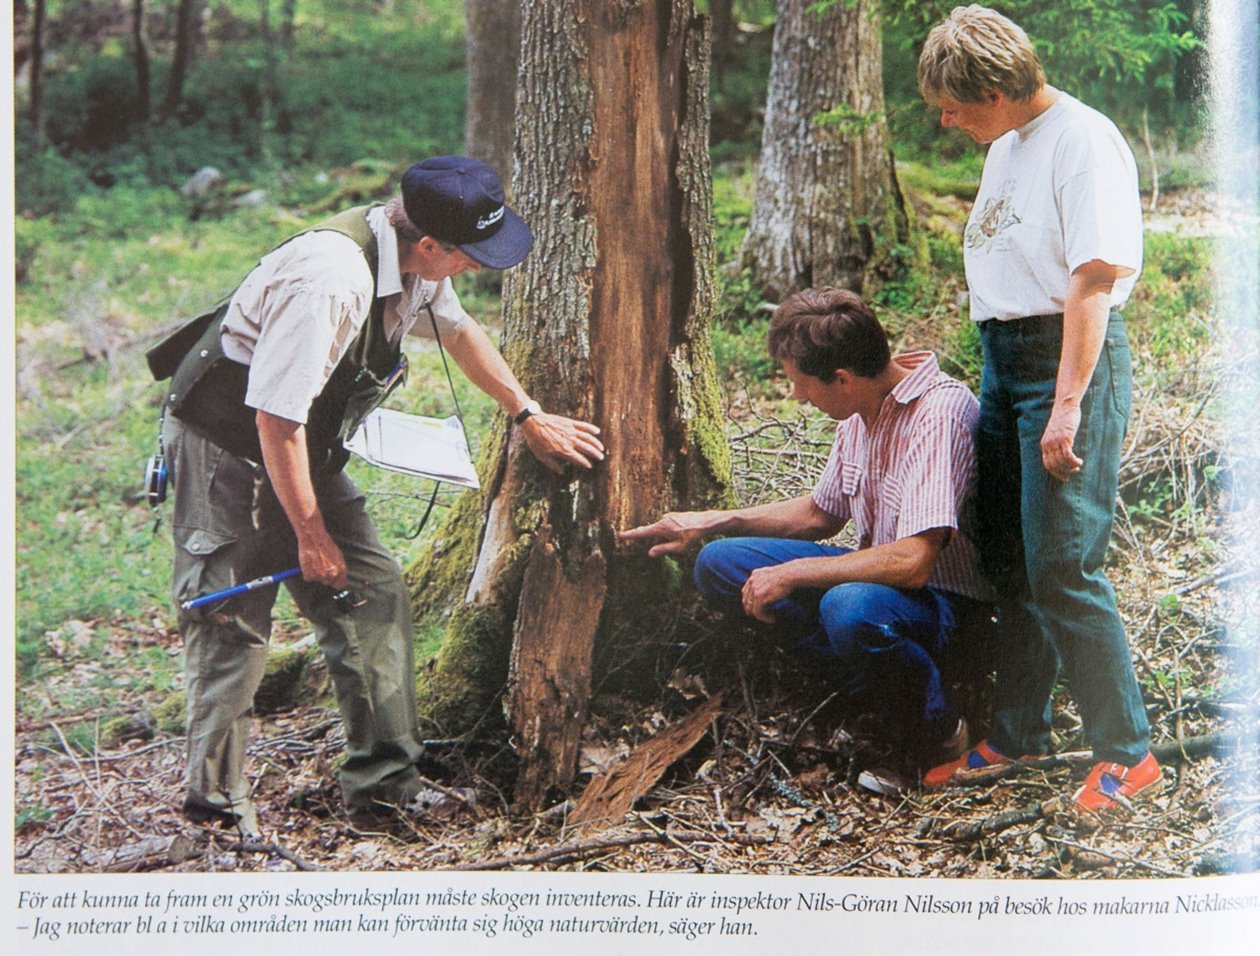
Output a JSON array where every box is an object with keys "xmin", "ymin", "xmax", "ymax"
[
  {"xmin": 694, "ymin": 537, "xmax": 991, "ymax": 744},
  {"xmin": 977, "ymin": 313, "xmax": 1150, "ymax": 764}
]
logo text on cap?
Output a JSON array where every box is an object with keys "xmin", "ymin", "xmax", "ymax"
[{"xmin": 476, "ymin": 207, "xmax": 505, "ymax": 231}]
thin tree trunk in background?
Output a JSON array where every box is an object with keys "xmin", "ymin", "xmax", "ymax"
[
  {"xmin": 464, "ymin": 0, "xmax": 521, "ymax": 189},
  {"xmin": 259, "ymin": 0, "xmax": 277, "ymax": 164},
  {"xmin": 29, "ymin": 0, "xmax": 46, "ymax": 144},
  {"xmin": 710, "ymin": 0, "xmax": 734, "ymax": 86},
  {"xmin": 280, "ymin": 0, "xmax": 297, "ymax": 52},
  {"xmin": 409, "ymin": 0, "xmax": 731, "ymax": 813},
  {"xmin": 131, "ymin": 0, "xmax": 151, "ymax": 124},
  {"xmin": 161, "ymin": 0, "xmax": 206, "ymax": 119},
  {"xmin": 743, "ymin": 0, "xmax": 910, "ymax": 300}
]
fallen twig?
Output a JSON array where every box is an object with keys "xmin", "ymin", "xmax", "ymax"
[
  {"xmin": 449, "ymin": 827, "xmax": 773, "ymax": 871},
  {"xmin": 230, "ymin": 838, "xmax": 322, "ymax": 872},
  {"xmin": 946, "ymin": 731, "xmax": 1246, "ymax": 788},
  {"xmin": 1046, "ymin": 834, "xmax": 1189, "ymax": 878},
  {"xmin": 939, "ymin": 798, "xmax": 1062, "ymax": 841}
]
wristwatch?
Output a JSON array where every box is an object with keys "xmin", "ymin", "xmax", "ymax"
[{"xmin": 513, "ymin": 399, "xmax": 542, "ymax": 425}]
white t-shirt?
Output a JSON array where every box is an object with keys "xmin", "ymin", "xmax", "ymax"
[
  {"xmin": 964, "ymin": 90, "xmax": 1143, "ymax": 322},
  {"xmin": 220, "ymin": 206, "xmax": 471, "ymax": 424}
]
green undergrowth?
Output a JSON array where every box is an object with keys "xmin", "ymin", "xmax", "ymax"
[
  {"xmin": 14, "ymin": 177, "xmax": 1217, "ymax": 689},
  {"xmin": 14, "ymin": 9, "xmax": 1219, "ymax": 761}
]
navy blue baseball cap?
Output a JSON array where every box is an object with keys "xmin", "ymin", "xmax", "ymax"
[{"xmin": 401, "ymin": 156, "xmax": 534, "ymax": 269}]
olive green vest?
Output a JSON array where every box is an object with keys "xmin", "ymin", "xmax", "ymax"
[{"xmin": 146, "ymin": 205, "xmax": 406, "ymax": 469}]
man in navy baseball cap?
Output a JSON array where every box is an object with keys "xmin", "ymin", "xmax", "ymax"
[
  {"xmin": 402, "ymin": 155, "xmax": 534, "ymax": 269},
  {"xmin": 148, "ymin": 152, "xmax": 600, "ymax": 836}
]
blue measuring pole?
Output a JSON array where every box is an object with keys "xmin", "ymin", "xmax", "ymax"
[{"xmin": 180, "ymin": 567, "xmax": 302, "ymax": 611}]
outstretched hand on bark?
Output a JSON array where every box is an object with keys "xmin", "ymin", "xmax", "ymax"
[{"xmin": 519, "ymin": 413, "xmax": 605, "ymax": 473}]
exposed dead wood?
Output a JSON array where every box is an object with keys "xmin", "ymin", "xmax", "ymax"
[
  {"xmin": 94, "ymin": 833, "xmax": 319, "ymax": 873},
  {"xmin": 94, "ymin": 834, "xmax": 198, "ymax": 872},
  {"xmin": 568, "ymin": 692, "xmax": 726, "ymax": 828},
  {"xmin": 507, "ymin": 529, "xmax": 607, "ymax": 812}
]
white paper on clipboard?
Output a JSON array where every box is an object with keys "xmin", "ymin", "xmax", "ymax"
[{"xmin": 344, "ymin": 407, "xmax": 480, "ymax": 489}]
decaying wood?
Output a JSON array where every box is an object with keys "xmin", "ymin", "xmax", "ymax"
[
  {"xmin": 568, "ymin": 692, "xmax": 726, "ymax": 828},
  {"xmin": 497, "ymin": 0, "xmax": 724, "ymax": 810},
  {"xmin": 96, "ymin": 834, "xmax": 198, "ymax": 872},
  {"xmin": 413, "ymin": 0, "xmax": 728, "ymax": 810},
  {"xmin": 507, "ymin": 529, "xmax": 607, "ymax": 811},
  {"xmin": 98, "ymin": 833, "xmax": 319, "ymax": 873}
]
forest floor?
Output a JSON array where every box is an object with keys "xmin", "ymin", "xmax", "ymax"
[{"xmin": 13, "ymin": 189, "xmax": 1260, "ymax": 879}]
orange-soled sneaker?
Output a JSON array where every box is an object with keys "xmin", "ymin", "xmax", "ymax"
[
  {"xmin": 922, "ymin": 740, "xmax": 1045, "ymax": 789},
  {"xmin": 1072, "ymin": 752, "xmax": 1163, "ymax": 813}
]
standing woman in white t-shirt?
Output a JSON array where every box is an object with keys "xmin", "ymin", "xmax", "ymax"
[{"xmin": 914, "ymin": 5, "xmax": 1162, "ymax": 811}]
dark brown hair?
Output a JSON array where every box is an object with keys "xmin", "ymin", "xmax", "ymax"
[
  {"xmin": 384, "ymin": 195, "xmax": 456, "ymax": 252},
  {"xmin": 767, "ymin": 288, "xmax": 890, "ymax": 383}
]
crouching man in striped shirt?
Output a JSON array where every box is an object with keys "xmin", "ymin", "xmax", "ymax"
[{"xmin": 622, "ymin": 287, "xmax": 996, "ymax": 774}]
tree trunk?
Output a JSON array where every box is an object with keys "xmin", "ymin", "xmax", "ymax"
[
  {"xmin": 742, "ymin": 0, "xmax": 910, "ymax": 300},
  {"xmin": 28, "ymin": 0, "xmax": 45, "ymax": 144},
  {"xmin": 710, "ymin": 0, "xmax": 734, "ymax": 86},
  {"xmin": 161, "ymin": 0, "xmax": 205, "ymax": 119},
  {"xmin": 280, "ymin": 0, "xmax": 297, "ymax": 53},
  {"xmin": 131, "ymin": 0, "xmax": 151, "ymax": 124},
  {"xmin": 409, "ymin": 0, "xmax": 731, "ymax": 812},
  {"xmin": 259, "ymin": 0, "xmax": 279, "ymax": 164},
  {"xmin": 463, "ymin": 0, "xmax": 521, "ymax": 189}
]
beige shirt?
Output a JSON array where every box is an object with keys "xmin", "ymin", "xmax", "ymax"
[{"xmin": 220, "ymin": 205, "xmax": 471, "ymax": 424}]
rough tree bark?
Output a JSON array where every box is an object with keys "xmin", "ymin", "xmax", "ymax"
[
  {"xmin": 742, "ymin": 0, "xmax": 911, "ymax": 300},
  {"xmin": 409, "ymin": 0, "xmax": 731, "ymax": 812},
  {"xmin": 464, "ymin": 0, "xmax": 521, "ymax": 189}
]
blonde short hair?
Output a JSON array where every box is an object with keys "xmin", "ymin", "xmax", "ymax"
[{"xmin": 917, "ymin": 5, "xmax": 1045, "ymax": 104}]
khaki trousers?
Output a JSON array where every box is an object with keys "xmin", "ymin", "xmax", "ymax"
[{"xmin": 164, "ymin": 416, "xmax": 426, "ymax": 833}]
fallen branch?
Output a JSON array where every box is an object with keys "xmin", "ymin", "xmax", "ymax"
[
  {"xmin": 230, "ymin": 838, "xmax": 322, "ymax": 871},
  {"xmin": 449, "ymin": 827, "xmax": 773, "ymax": 871},
  {"xmin": 948, "ymin": 731, "xmax": 1245, "ymax": 788},
  {"xmin": 568, "ymin": 692, "xmax": 725, "ymax": 828},
  {"xmin": 1046, "ymin": 834, "xmax": 1189, "ymax": 878},
  {"xmin": 97, "ymin": 835, "xmax": 200, "ymax": 873},
  {"xmin": 934, "ymin": 731, "xmax": 1254, "ymax": 843},
  {"xmin": 939, "ymin": 798, "xmax": 1062, "ymax": 841}
]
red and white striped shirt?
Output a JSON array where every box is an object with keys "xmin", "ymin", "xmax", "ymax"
[{"xmin": 812, "ymin": 352, "xmax": 993, "ymax": 601}]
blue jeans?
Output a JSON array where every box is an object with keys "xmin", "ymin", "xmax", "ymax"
[
  {"xmin": 694, "ymin": 537, "xmax": 989, "ymax": 744},
  {"xmin": 977, "ymin": 313, "xmax": 1149, "ymax": 764}
]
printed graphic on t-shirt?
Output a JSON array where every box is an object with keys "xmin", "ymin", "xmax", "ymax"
[{"xmin": 965, "ymin": 194, "xmax": 1020, "ymax": 253}]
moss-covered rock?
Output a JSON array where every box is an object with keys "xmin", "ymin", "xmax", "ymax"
[
  {"xmin": 415, "ymin": 602, "xmax": 515, "ymax": 738},
  {"xmin": 253, "ymin": 644, "xmax": 319, "ymax": 714},
  {"xmin": 152, "ymin": 693, "xmax": 187, "ymax": 736}
]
